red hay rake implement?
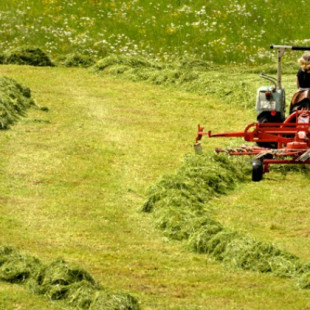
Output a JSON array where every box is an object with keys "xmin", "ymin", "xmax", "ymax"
[
  {"xmin": 195, "ymin": 45, "xmax": 310, "ymax": 181},
  {"xmin": 195, "ymin": 110, "xmax": 310, "ymax": 181}
]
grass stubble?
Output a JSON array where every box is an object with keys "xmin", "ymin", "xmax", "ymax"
[{"xmin": 0, "ymin": 63, "xmax": 309, "ymax": 309}]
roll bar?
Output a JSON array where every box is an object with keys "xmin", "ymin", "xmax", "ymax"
[
  {"xmin": 270, "ymin": 45, "xmax": 310, "ymax": 51},
  {"xmin": 270, "ymin": 45, "xmax": 310, "ymax": 89}
]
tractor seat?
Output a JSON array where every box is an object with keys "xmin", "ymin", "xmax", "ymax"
[{"xmin": 290, "ymin": 89, "xmax": 310, "ymax": 113}]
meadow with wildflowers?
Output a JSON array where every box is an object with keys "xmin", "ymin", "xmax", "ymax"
[{"xmin": 0, "ymin": 0, "xmax": 309, "ymax": 64}]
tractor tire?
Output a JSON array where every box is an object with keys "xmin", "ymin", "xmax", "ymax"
[{"xmin": 252, "ymin": 159, "xmax": 263, "ymax": 182}]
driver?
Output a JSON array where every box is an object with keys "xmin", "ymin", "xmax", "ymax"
[{"xmin": 290, "ymin": 52, "xmax": 310, "ymax": 113}]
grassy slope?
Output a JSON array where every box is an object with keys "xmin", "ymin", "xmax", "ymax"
[{"xmin": 0, "ymin": 65, "xmax": 309, "ymax": 309}]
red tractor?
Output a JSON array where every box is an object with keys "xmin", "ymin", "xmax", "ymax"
[{"xmin": 195, "ymin": 45, "xmax": 310, "ymax": 181}]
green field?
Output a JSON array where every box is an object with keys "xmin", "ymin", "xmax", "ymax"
[
  {"xmin": 0, "ymin": 0, "xmax": 309, "ymax": 64},
  {"xmin": 0, "ymin": 64, "xmax": 310, "ymax": 309},
  {"xmin": 1, "ymin": 0, "xmax": 310, "ymax": 309}
]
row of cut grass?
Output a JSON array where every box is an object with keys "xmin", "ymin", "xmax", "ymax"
[
  {"xmin": 0, "ymin": 246, "xmax": 139, "ymax": 309},
  {"xmin": 142, "ymin": 152, "xmax": 310, "ymax": 289}
]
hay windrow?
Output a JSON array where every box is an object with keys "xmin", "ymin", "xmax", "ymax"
[
  {"xmin": 298, "ymin": 271, "xmax": 310, "ymax": 289},
  {"xmin": 0, "ymin": 246, "xmax": 15, "ymax": 265},
  {"xmin": 143, "ymin": 152, "xmax": 310, "ymax": 289},
  {"xmin": 0, "ymin": 76, "xmax": 36, "ymax": 129},
  {"xmin": 93, "ymin": 55, "xmax": 259, "ymax": 109},
  {"xmin": 94, "ymin": 54, "xmax": 160, "ymax": 71},
  {"xmin": 0, "ymin": 246, "xmax": 140, "ymax": 309},
  {"xmin": 142, "ymin": 152, "xmax": 247, "ymax": 243},
  {"xmin": 58, "ymin": 53, "xmax": 95, "ymax": 68},
  {"xmin": 89, "ymin": 291, "xmax": 140, "ymax": 310},
  {"xmin": 0, "ymin": 253, "xmax": 42, "ymax": 284},
  {"xmin": 4, "ymin": 47, "xmax": 54, "ymax": 67},
  {"xmin": 143, "ymin": 153, "xmax": 246, "ymax": 213},
  {"xmin": 221, "ymin": 236, "xmax": 301, "ymax": 277}
]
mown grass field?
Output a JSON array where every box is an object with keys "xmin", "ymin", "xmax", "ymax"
[
  {"xmin": 1, "ymin": 0, "xmax": 310, "ymax": 309},
  {"xmin": 0, "ymin": 64, "xmax": 310, "ymax": 309}
]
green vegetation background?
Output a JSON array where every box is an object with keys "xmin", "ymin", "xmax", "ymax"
[{"xmin": 0, "ymin": 0, "xmax": 309, "ymax": 64}]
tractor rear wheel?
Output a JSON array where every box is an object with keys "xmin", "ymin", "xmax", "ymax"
[{"xmin": 252, "ymin": 159, "xmax": 263, "ymax": 182}]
